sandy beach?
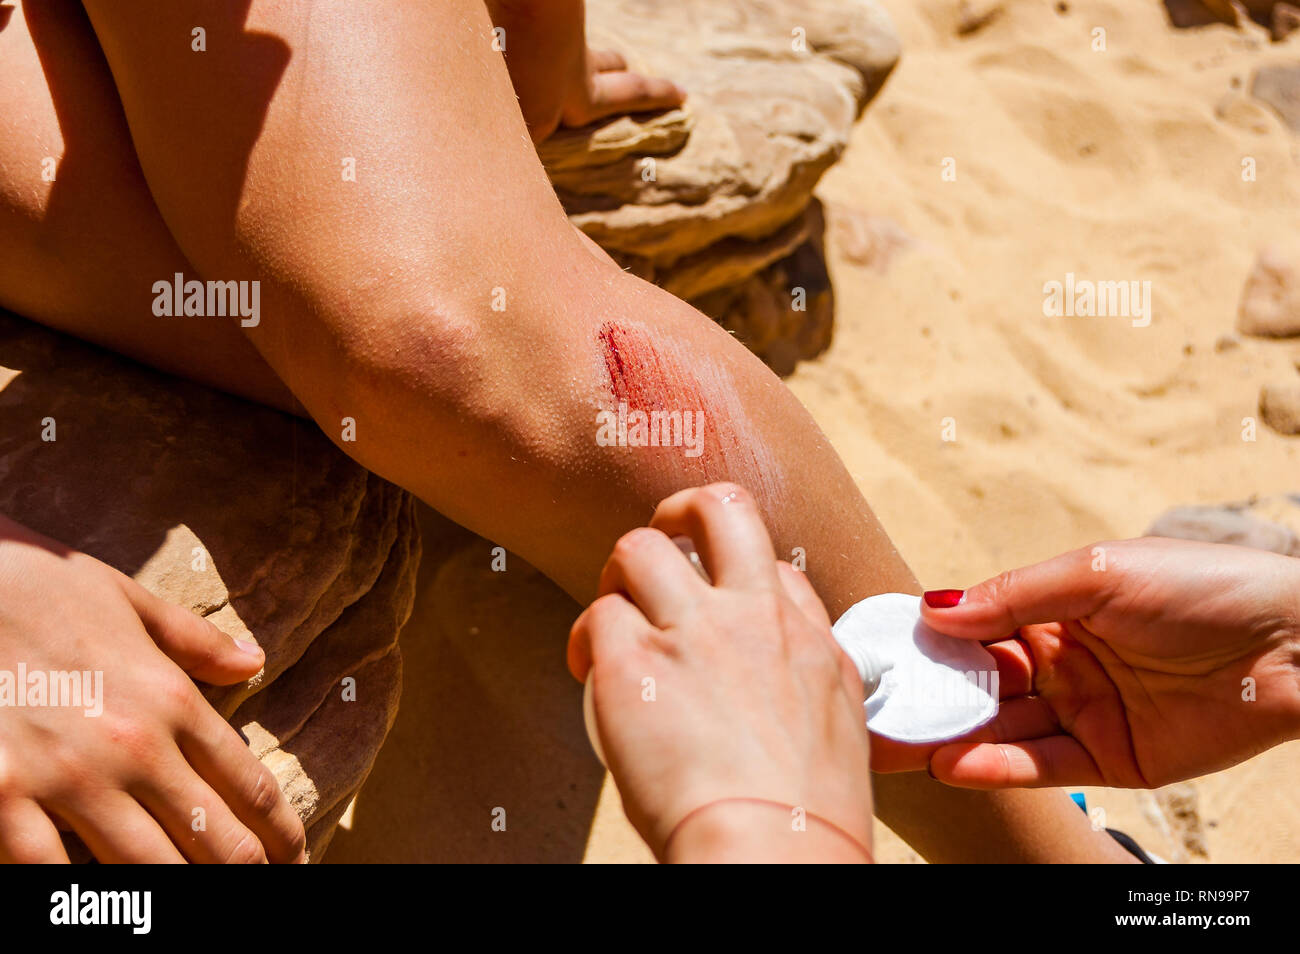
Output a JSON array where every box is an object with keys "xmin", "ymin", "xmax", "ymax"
[
  {"xmin": 799, "ymin": 0, "xmax": 1300, "ymax": 862},
  {"xmin": 325, "ymin": 0, "xmax": 1300, "ymax": 863}
]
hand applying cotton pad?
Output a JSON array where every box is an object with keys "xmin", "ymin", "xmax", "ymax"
[
  {"xmin": 583, "ymin": 535, "xmax": 996, "ymax": 761},
  {"xmin": 583, "ymin": 535, "xmax": 712, "ymax": 768},
  {"xmin": 831, "ymin": 593, "xmax": 998, "ymax": 744}
]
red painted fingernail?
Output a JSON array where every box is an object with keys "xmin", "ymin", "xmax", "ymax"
[{"xmin": 923, "ymin": 589, "xmax": 965, "ymax": 608}]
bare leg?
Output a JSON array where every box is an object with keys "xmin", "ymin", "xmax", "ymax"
[
  {"xmin": 0, "ymin": 0, "xmax": 295, "ymax": 410},
  {"xmin": 2, "ymin": 0, "xmax": 1131, "ymax": 862}
]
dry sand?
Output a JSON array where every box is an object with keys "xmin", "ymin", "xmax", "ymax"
[{"xmin": 327, "ymin": 0, "xmax": 1300, "ymax": 863}]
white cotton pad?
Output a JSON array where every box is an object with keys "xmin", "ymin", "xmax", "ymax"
[{"xmin": 831, "ymin": 592, "xmax": 999, "ymax": 744}]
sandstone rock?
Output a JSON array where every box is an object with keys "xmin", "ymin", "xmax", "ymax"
[
  {"xmin": 1252, "ymin": 63, "xmax": 1300, "ymax": 132},
  {"xmin": 1244, "ymin": 494, "xmax": 1300, "ymax": 540},
  {"xmin": 1230, "ymin": 0, "xmax": 1300, "ymax": 26},
  {"xmin": 1155, "ymin": 783, "xmax": 1209, "ymax": 860},
  {"xmin": 1239, "ymin": 246, "xmax": 1300, "ymax": 337},
  {"xmin": 1246, "ymin": 0, "xmax": 1290, "ymax": 16},
  {"xmin": 1274, "ymin": 2, "xmax": 1300, "ymax": 39},
  {"xmin": 0, "ymin": 310, "xmax": 419, "ymax": 860},
  {"xmin": 1165, "ymin": 0, "xmax": 1245, "ymax": 28},
  {"xmin": 540, "ymin": 0, "xmax": 900, "ymax": 372},
  {"xmin": 957, "ymin": 1, "xmax": 1005, "ymax": 36},
  {"xmin": 1215, "ymin": 83, "xmax": 1277, "ymax": 133},
  {"xmin": 1167, "ymin": 0, "xmax": 1300, "ymax": 36},
  {"xmin": 1147, "ymin": 495, "xmax": 1300, "ymax": 555},
  {"xmin": 1237, "ymin": 0, "xmax": 1287, "ymax": 22},
  {"xmin": 830, "ymin": 204, "xmax": 914, "ymax": 271},
  {"xmin": 695, "ymin": 204, "xmax": 833, "ymax": 375},
  {"xmin": 1260, "ymin": 382, "xmax": 1300, "ymax": 433}
]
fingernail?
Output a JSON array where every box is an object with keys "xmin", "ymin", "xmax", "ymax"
[
  {"xmin": 234, "ymin": 638, "xmax": 263, "ymax": 656},
  {"xmin": 923, "ymin": 589, "xmax": 965, "ymax": 608}
]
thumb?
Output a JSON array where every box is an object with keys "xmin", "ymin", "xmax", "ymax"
[
  {"xmin": 114, "ymin": 573, "xmax": 265, "ymax": 684},
  {"xmin": 920, "ymin": 546, "xmax": 1113, "ymax": 641}
]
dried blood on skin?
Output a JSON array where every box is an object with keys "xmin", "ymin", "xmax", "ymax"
[
  {"xmin": 598, "ymin": 321, "xmax": 682, "ymax": 411},
  {"xmin": 598, "ymin": 320, "xmax": 727, "ymax": 448},
  {"xmin": 594, "ymin": 321, "xmax": 786, "ymax": 502},
  {"xmin": 595, "ymin": 321, "xmax": 717, "ymax": 415}
]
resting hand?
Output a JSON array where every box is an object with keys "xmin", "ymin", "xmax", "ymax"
[{"xmin": 0, "ymin": 516, "xmax": 306, "ymax": 862}]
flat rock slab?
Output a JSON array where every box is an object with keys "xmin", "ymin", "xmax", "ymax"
[
  {"xmin": 1147, "ymin": 494, "xmax": 1300, "ymax": 555},
  {"xmin": 0, "ymin": 311, "xmax": 419, "ymax": 860},
  {"xmin": 1253, "ymin": 63, "xmax": 1300, "ymax": 133},
  {"xmin": 1166, "ymin": 0, "xmax": 1295, "ymax": 34},
  {"xmin": 1239, "ymin": 245, "xmax": 1300, "ymax": 338},
  {"xmin": 1260, "ymin": 382, "xmax": 1300, "ymax": 434},
  {"xmin": 540, "ymin": 0, "xmax": 900, "ymax": 372}
]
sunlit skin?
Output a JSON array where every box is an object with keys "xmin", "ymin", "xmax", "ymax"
[
  {"xmin": 920, "ymin": 538, "xmax": 1300, "ymax": 790},
  {"xmin": 573, "ymin": 510, "xmax": 1300, "ymax": 859},
  {"xmin": 569, "ymin": 484, "xmax": 874, "ymax": 863},
  {"xmin": 0, "ymin": 515, "xmax": 306, "ymax": 863},
  {"xmin": 0, "ymin": 0, "xmax": 1134, "ymax": 862}
]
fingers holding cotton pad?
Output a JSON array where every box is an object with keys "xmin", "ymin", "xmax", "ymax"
[{"xmin": 831, "ymin": 593, "xmax": 999, "ymax": 744}]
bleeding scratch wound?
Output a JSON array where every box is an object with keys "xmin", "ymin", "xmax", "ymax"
[
  {"xmin": 593, "ymin": 320, "xmax": 785, "ymax": 502},
  {"xmin": 598, "ymin": 321, "xmax": 684, "ymax": 411}
]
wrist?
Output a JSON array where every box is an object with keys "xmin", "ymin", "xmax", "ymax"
[{"xmin": 661, "ymin": 798, "xmax": 871, "ymax": 864}]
